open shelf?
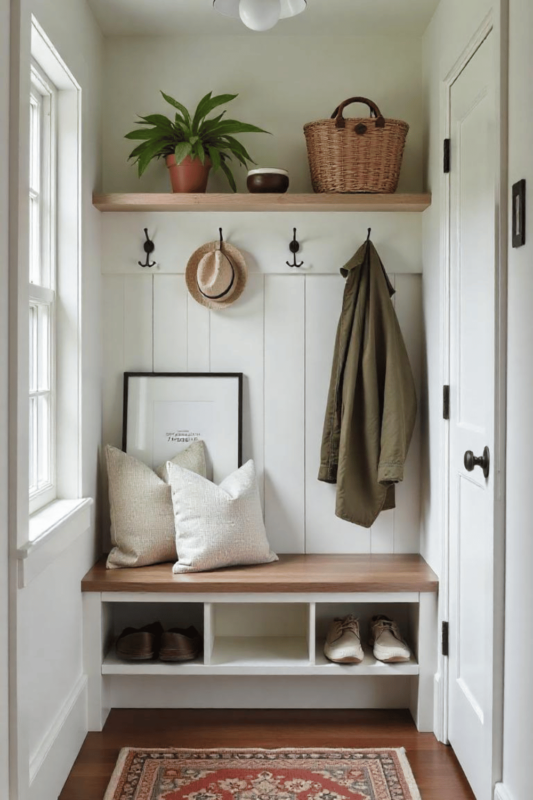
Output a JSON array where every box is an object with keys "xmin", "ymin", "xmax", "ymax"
[
  {"xmin": 102, "ymin": 641, "xmax": 418, "ymax": 676},
  {"xmin": 210, "ymin": 636, "xmax": 309, "ymax": 669},
  {"xmin": 92, "ymin": 192, "xmax": 431, "ymax": 213},
  {"xmin": 315, "ymin": 643, "xmax": 419, "ymax": 676}
]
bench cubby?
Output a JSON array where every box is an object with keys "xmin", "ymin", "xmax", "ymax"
[{"xmin": 83, "ymin": 554, "xmax": 438, "ymax": 731}]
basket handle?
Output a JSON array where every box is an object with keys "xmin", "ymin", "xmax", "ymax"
[{"xmin": 332, "ymin": 97, "xmax": 386, "ymax": 129}]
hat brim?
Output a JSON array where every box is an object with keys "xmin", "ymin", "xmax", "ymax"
[{"xmin": 186, "ymin": 241, "xmax": 248, "ymax": 310}]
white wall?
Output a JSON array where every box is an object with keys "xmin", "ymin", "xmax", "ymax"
[
  {"xmin": 1, "ymin": 0, "xmax": 11, "ymax": 794},
  {"xmin": 101, "ymin": 212, "xmax": 424, "ymax": 556},
  {"xmin": 500, "ymin": 3, "xmax": 533, "ymax": 799},
  {"xmin": 102, "ymin": 34, "xmax": 424, "ymax": 194},
  {"xmin": 9, "ymin": 0, "xmax": 103, "ymax": 798}
]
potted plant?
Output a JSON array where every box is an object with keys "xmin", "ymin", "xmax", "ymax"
[{"xmin": 125, "ymin": 91, "xmax": 269, "ymax": 193}]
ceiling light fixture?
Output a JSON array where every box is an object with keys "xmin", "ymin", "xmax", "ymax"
[{"xmin": 214, "ymin": 0, "xmax": 307, "ymax": 32}]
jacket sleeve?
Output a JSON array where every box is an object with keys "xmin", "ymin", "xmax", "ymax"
[{"xmin": 375, "ymin": 272, "xmax": 417, "ymax": 487}]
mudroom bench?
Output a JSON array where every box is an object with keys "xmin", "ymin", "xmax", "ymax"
[{"xmin": 82, "ymin": 554, "xmax": 438, "ymax": 732}]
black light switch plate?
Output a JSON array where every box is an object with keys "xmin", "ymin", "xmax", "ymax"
[{"xmin": 512, "ymin": 179, "xmax": 526, "ymax": 248}]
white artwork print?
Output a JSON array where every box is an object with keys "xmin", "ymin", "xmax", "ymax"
[
  {"xmin": 152, "ymin": 401, "xmax": 214, "ymax": 466},
  {"xmin": 125, "ymin": 375, "xmax": 241, "ymax": 483}
]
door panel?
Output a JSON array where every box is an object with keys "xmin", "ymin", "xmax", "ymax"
[{"xmin": 448, "ymin": 31, "xmax": 497, "ymax": 800}]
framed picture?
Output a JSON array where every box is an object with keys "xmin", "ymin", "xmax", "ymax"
[{"xmin": 123, "ymin": 373, "xmax": 243, "ymax": 483}]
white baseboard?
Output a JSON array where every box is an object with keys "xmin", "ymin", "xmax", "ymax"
[
  {"xmin": 29, "ymin": 674, "xmax": 87, "ymax": 800},
  {"xmin": 494, "ymin": 784, "xmax": 514, "ymax": 800}
]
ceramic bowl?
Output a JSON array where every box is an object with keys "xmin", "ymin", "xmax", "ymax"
[{"xmin": 247, "ymin": 168, "xmax": 290, "ymax": 194}]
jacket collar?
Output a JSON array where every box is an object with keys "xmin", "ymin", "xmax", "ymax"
[{"xmin": 341, "ymin": 239, "xmax": 396, "ymax": 298}]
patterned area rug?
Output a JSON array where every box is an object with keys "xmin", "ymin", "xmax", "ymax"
[{"xmin": 104, "ymin": 748, "xmax": 422, "ymax": 800}]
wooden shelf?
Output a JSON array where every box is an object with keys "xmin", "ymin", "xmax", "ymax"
[
  {"xmin": 92, "ymin": 192, "xmax": 431, "ymax": 213},
  {"xmin": 82, "ymin": 554, "xmax": 439, "ymax": 595}
]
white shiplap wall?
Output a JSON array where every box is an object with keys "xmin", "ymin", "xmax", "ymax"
[{"xmin": 101, "ymin": 212, "xmax": 423, "ymax": 555}]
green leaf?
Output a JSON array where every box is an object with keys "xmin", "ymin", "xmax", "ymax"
[
  {"xmin": 212, "ymin": 120, "xmax": 270, "ymax": 136},
  {"xmin": 125, "ymin": 128, "xmax": 160, "ymax": 140},
  {"xmin": 220, "ymin": 159, "xmax": 237, "ymax": 192},
  {"xmin": 191, "ymin": 91, "xmax": 212, "ymax": 133},
  {"xmin": 136, "ymin": 138, "xmax": 170, "ymax": 176},
  {"xmin": 193, "ymin": 93, "xmax": 238, "ymax": 130},
  {"xmin": 161, "ymin": 92, "xmax": 192, "ymax": 126},
  {"xmin": 174, "ymin": 141, "xmax": 193, "ymax": 164},
  {"xmin": 196, "ymin": 141, "xmax": 206, "ymax": 165},
  {"xmin": 220, "ymin": 135, "xmax": 254, "ymax": 162},
  {"xmin": 207, "ymin": 146, "xmax": 221, "ymax": 173},
  {"xmin": 138, "ymin": 114, "xmax": 174, "ymax": 129},
  {"xmin": 198, "ymin": 112, "xmax": 227, "ymax": 136}
]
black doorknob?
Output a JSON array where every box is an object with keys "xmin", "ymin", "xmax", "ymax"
[{"xmin": 464, "ymin": 446, "xmax": 490, "ymax": 479}]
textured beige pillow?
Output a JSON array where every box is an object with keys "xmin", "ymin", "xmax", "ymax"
[
  {"xmin": 169, "ymin": 459, "xmax": 278, "ymax": 574},
  {"xmin": 106, "ymin": 441, "xmax": 207, "ymax": 569}
]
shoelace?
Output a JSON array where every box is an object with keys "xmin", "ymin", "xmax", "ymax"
[
  {"xmin": 372, "ymin": 617, "xmax": 403, "ymax": 643},
  {"xmin": 332, "ymin": 615, "xmax": 361, "ymax": 641}
]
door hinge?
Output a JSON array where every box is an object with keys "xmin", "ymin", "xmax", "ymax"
[
  {"xmin": 442, "ymin": 621, "xmax": 449, "ymax": 657},
  {"xmin": 443, "ymin": 385, "xmax": 450, "ymax": 420},
  {"xmin": 443, "ymin": 138, "xmax": 451, "ymax": 174}
]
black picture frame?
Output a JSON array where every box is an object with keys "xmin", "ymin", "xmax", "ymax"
[{"xmin": 122, "ymin": 372, "xmax": 243, "ymax": 477}]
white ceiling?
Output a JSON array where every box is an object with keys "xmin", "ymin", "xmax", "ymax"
[{"xmin": 87, "ymin": 0, "xmax": 440, "ymax": 37}]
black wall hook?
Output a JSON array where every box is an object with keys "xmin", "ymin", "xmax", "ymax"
[
  {"xmin": 219, "ymin": 228, "xmax": 224, "ymax": 245},
  {"xmin": 366, "ymin": 227, "xmax": 372, "ymax": 242},
  {"xmin": 287, "ymin": 228, "xmax": 304, "ymax": 268},
  {"xmin": 139, "ymin": 228, "xmax": 156, "ymax": 268}
]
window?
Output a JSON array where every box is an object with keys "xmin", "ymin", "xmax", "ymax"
[{"xmin": 29, "ymin": 61, "xmax": 57, "ymax": 513}]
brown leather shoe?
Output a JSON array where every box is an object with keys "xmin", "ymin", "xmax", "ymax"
[
  {"xmin": 116, "ymin": 621, "xmax": 163, "ymax": 661},
  {"xmin": 159, "ymin": 626, "xmax": 202, "ymax": 662}
]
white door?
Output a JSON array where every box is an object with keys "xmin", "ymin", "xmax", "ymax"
[{"xmin": 448, "ymin": 31, "xmax": 501, "ymax": 800}]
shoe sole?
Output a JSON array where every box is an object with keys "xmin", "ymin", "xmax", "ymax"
[
  {"xmin": 375, "ymin": 655, "xmax": 410, "ymax": 663},
  {"xmin": 159, "ymin": 651, "xmax": 200, "ymax": 662},
  {"xmin": 116, "ymin": 651, "xmax": 155, "ymax": 661},
  {"xmin": 324, "ymin": 653, "xmax": 363, "ymax": 664}
]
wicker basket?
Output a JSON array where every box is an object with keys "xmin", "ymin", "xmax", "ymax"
[{"xmin": 304, "ymin": 97, "xmax": 409, "ymax": 194}]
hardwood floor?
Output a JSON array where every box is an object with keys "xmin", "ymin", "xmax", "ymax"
[{"xmin": 59, "ymin": 709, "xmax": 475, "ymax": 800}]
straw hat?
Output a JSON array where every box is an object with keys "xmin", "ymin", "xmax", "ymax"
[{"xmin": 186, "ymin": 238, "xmax": 248, "ymax": 310}]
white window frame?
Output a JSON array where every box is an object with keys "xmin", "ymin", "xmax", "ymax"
[
  {"xmin": 29, "ymin": 59, "xmax": 57, "ymax": 514},
  {"xmin": 23, "ymin": 17, "xmax": 83, "ymax": 545}
]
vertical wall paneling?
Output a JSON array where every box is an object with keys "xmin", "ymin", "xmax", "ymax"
[
  {"xmin": 102, "ymin": 276, "xmax": 126, "ymax": 451},
  {"xmin": 305, "ymin": 275, "xmax": 372, "ymax": 554},
  {"xmin": 101, "ymin": 256, "xmax": 423, "ymax": 555},
  {"xmin": 187, "ymin": 295, "xmax": 210, "ymax": 372},
  {"xmin": 153, "ymin": 276, "xmax": 188, "ymax": 372},
  {"xmin": 392, "ymin": 274, "xmax": 422, "ymax": 553},
  {"xmin": 210, "ymin": 274, "xmax": 265, "ymax": 505},
  {"xmin": 264, "ymin": 276, "xmax": 305, "ymax": 554},
  {"xmin": 123, "ymin": 276, "xmax": 154, "ymax": 371}
]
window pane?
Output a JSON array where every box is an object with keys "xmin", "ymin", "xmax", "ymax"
[
  {"xmin": 29, "ymin": 94, "xmax": 40, "ymax": 194},
  {"xmin": 29, "ymin": 304, "xmax": 37, "ymax": 393},
  {"xmin": 37, "ymin": 393, "xmax": 51, "ymax": 488},
  {"xmin": 29, "ymin": 395, "xmax": 37, "ymax": 494},
  {"xmin": 37, "ymin": 303, "xmax": 50, "ymax": 392},
  {"xmin": 29, "ymin": 194, "xmax": 40, "ymax": 285}
]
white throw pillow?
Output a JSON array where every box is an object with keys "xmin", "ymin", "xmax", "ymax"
[
  {"xmin": 106, "ymin": 441, "xmax": 207, "ymax": 569},
  {"xmin": 168, "ymin": 460, "xmax": 278, "ymax": 574}
]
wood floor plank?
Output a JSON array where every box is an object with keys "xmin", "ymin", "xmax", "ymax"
[{"xmin": 59, "ymin": 710, "xmax": 474, "ymax": 800}]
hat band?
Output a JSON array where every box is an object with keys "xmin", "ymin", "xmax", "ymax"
[{"xmin": 197, "ymin": 252, "xmax": 236, "ymax": 301}]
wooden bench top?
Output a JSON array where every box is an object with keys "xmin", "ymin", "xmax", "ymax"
[{"xmin": 82, "ymin": 554, "xmax": 438, "ymax": 594}]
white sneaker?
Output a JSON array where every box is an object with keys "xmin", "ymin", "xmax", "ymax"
[
  {"xmin": 370, "ymin": 615, "xmax": 411, "ymax": 663},
  {"xmin": 324, "ymin": 615, "xmax": 364, "ymax": 664}
]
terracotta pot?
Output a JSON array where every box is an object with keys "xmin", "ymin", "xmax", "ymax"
[{"xmin": 166, "ymin": 154, "xmax": 212, "ymax": 193}]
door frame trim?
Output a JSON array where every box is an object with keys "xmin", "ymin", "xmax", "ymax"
[{"xmin": 438, "ymin": 5, "xmax": 508, "ymax": 793}]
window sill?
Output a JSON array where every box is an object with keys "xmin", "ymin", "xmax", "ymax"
[{"xmin": 18, "ymin": 498, "xmax": 93, "ymax": 587}]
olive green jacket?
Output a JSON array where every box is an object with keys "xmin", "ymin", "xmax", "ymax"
[{"xmin": 318, "ymin": 239, "xmax": 417, "ymax": 528}]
